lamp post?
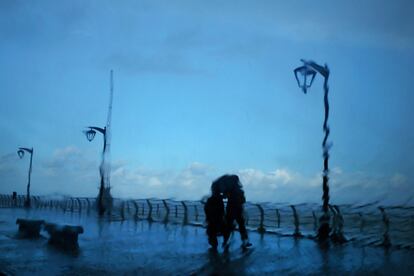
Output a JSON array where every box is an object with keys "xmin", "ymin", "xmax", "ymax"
[
  {"xmin": 17, "ymin": 147, "xmax": 33, "ymax": 208},
  {"xmin": 83, "ymin": 70, "xmax": 114, "ymax": 216},
  {"xmin": 294, "ymin": 59, "xmax": 331, "ymax": 241}
]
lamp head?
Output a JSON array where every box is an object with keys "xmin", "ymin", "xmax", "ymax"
[
  {"xmin": 84, "ymin": 129, "xmax": 96, "ymax": 142},
  {"xmin": 17, "ymin": 149, "xmax": 24, "ymax": 159},
  {"xmin": 294, "ymin": 65, "xmax": 317, "ymax": 94}
]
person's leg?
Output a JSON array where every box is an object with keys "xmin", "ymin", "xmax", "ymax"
[
  {"xmin": 235, "ymin": 212, "xmax": 252, "ymax": 247},
  {"xmin": 207, "ymin": 225, "xmax": 218, "ymax": 249},
  {"xmin": 235, "ymin": 213, "xmax": 248, "ymax": 241},
  {"xmin": 223, "ymin": 215, "xmax": 235, "ymax": 247}
]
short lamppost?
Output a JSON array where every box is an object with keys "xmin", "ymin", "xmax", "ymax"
[
  {"xmin": 17, "ymin": 147, "xmax": 34, "ymax": 208},
  {"xmin": 83, "ymin": 70, "xmax": 114, "ymax": 216},
  {"xmin": 294, "ymin": 59, "xmax": 331, "ymax": 241}
]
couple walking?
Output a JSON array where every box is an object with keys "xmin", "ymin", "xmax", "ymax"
[{"xmin": 204, "ymin": 174, "xmax": 251, "ymax": 250}]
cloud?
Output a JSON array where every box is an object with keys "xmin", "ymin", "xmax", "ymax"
[
  {"xmin": 111, "ymin": 162, "xmax": 214, "ymax": 200},
  {"xmin": 1, "ymin": 146, "xmax": 412, "ymax": 205},
  {"xmin": 391, "ymin": 173, "xmax": 407, "ymax": 187},
  {"xmin": 104, "ymin": 52, "xmax": 204, "ymax": 76},
  {"xmin": 42, "ymin": 146, "xmax": 96, "ymax": 177}
]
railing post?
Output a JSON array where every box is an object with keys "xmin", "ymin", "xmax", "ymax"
[
  {"xmin": 86, "ymin": 198, "xmax": 91, "ymax": 213},
  {"xmin": 156, "ymin": 204, "xmax": 160, "ymax": 217},
  {"xmin": 141, "ymin": 203, "xmax": 145, "ymax": 216},
  {"xmin": 181, "ymin": 201, "xmax": 188, "ymax": 225},
  {"xmin": 256, "ymin": 204, "xmax": 266, "ymax": 233},
  {"xmin": 290, "ymin": 205, "xmax": 302, "ymax": 237},
  {"xmin": 77, "ymin": 198, "xmax": 82, "ymax": 213},
  {"xmin": 133, "ymin": 201, "xmax": 139, "ymax": 220},
  {"xmin": 175, "ymin": 205, "xmax": 178, "ymax": 218},
  {"xmin": 63, "ymin": 199, "xmax": 67, "ymax": 213},
  {"xmin": 312, "ymin": 211, "xmax": 318, "ymax": 232},
  {"xmin": 359, "ymin": 213, "xmax": 364, "ymax": 232},
  {"xmin": 120, "ymin": 201, "xmax": 125, "ymax": 220},
  {"xmin": 330, "ymin": 205, "xmax": 346, "ymax": 243},
  {"xmin": 162, "ymin": 200, "xmax": 170, "ymax": 224},
  {"xmin": 276, "ymin": 209, "xmax": 281, "ymax": 228},
  {"xmin": 194, "ymin": 205, "xmax": 199, "ymax": 222},
  {"xmin": 146, "ymin": 199, "xmax": 153, "ymax": 222},
  {"xmin": 379, "ymin": 207, "xmax": 391, "ymax": 248}
]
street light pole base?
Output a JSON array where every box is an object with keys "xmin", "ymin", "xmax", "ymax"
[
  {"xmin": 317, "ymin": 222, "xmax": 331, "ymax": 241},
  {"xmin": 24, "ymin": 199, "xmax": 31, "ymax": 209},
  {"xmin": 97, "ymin": 187, "xmax": 113, "ymax": 216},
  {"xmin": 317, "ymin": 212, "xmax": 331, "ymax": 241}
]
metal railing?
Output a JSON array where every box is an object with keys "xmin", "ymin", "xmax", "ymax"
[{"xmin": 1, "ymin": 194, "xmax": 413, "ymax": 249}]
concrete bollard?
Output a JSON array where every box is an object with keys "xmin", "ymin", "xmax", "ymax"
[
  {"xmin": 44, "ymin": 223, "xmax": 84, "ymax": 250},
  {"xmin": 16, "ymin": 218, "xmax": 45, "ymax": 238}
]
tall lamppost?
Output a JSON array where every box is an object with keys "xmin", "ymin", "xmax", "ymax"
[
  {"xmin": 294, "ymin": 59, "xmax": 331, "ymax": 241},
  {"xmin": 83, "ymin": 70, "xmax": 114, "ymax": 216},
  {"xmin": 17, "ymin": 147, "xmax": 34, "ymax": 208}
]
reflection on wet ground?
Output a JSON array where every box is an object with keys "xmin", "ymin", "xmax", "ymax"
[{"xmin": 1, "ymin": 208, "xmax": 413, "ymax": 275}]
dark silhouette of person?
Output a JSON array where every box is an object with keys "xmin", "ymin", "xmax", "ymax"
[
  {"xmin": 212, "ymin": 174, "xmax": 251, "ymax": 248},
  {"xmin": 222, "ymin": 175, "xmax": 251, "ymax": 248},
  {"xmin": 204, "ymin": 185, "xmax": 226, "ymax": 250}
]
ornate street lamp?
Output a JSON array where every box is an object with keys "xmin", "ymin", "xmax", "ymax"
[
  {"xmin": 83, "ymin": 70, "xmax": 114, "ymax": 216},
  {"xmin": 17, "ymin": 147, "xmax": 33, "ymax": 208},
  {"xmin": 294, "ymin": 59, "xmax": 331, "ymax": 241}
]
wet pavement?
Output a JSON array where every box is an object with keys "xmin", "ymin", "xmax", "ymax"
[{"xmin": 1, "ymin": 208, "xmax": 413, "ymax": 275}]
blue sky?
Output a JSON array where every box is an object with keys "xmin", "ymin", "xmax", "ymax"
[{"xmin": 1, "ymin": 0, "xmax": 413, "ymax": 204}]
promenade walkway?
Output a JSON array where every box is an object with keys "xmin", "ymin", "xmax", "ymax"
[{"xmin": 0, "ymin": 208, "xmax": 413, "ymax": 275}]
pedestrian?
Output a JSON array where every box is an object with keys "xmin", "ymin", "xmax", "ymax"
[
  {"xmin": 204, "ymin": 184, "xmax": 226, "ymax": 250},
  {"xmin": 221, "ymin": 174, "xmax": 252, "ymax": 248}
]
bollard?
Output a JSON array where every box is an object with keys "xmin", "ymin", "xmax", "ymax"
[
  {"xmin": 44, "ymin": 223, "xmax": 84, "ymax": 250},
  {"xmin": 162, "ymin": 200, "xmax": 170, "ymax": 224},
  {"xmin": 256, "ymin": 204, "xmax": 266, "ymax": 234},
  {"xmin": 16, "ymin": 219, "xmax": 45, "ymax": 238},
  {"xmin": 290, "ymin": 205, "xmax": 302, "ymax": 237}
]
